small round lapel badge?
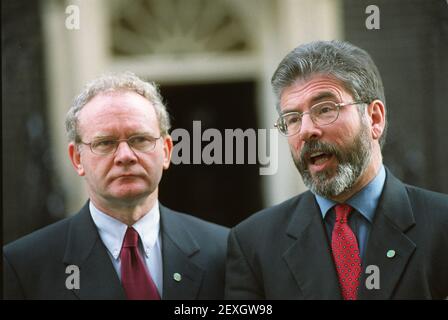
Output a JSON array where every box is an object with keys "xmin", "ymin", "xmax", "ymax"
[
  {"xmin": 173, "ymin": 272, "xmax": 182, "ymax": 282},
  {"xmin": 386, "ymin": 249, "xmax": 396, "ymax": 258}
]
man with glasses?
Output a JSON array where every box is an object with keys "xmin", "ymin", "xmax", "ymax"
[
  {"xmin": 225, "ymin": 40, "xmax": 448, "ymax": 299},
  {"xmin": 4, "ymin": 72, "xmax": 228, "ymax": 300}
]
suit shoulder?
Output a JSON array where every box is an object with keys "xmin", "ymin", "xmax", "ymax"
[
  {"xmin": 235, "ymin": 193, "xmax": 305, "ymax": 229},
  {"xmin": 162, "ymin": 207, "xmax": 229, "ymax": 239},
  {"xmin": 405, "ymin": 184, "xmax": 448, "ymax": 222},
  {"xmin": 3, "ymin": 216, "xmax": 72, "ymax": 260},
  {"xmin": 405, "ymin": 184, "xmax": 448, "ymax": 204}
]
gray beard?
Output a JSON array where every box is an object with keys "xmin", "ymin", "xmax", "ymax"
[{"xmin": 293, "ymin": 123, "xmax": 372, "ymax": 199}]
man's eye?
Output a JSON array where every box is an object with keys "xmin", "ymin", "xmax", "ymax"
[
  {"xmin": 286, "ymin": 115, "xmax": 300, "ymax": 125},
  {"xmin": 95, "ymin": 140, "xmax": 115, "ymax": 147},
  {"xmin": 129, "ymin": 136, "xmax": 148, "ymax": 144},
  {"xmin": 316, "ymin": 105, "xmax": 334, "ymax": 114}
]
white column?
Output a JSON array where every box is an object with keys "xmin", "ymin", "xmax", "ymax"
[
  {"xmin": 41, "ymin": 0, "xmax": 110, "ymax": 215},
  {"xmin": 257, "ymin": 0, "xmax": 343, "ymax": 206},
  {"xmin": 278, "ymin": 0, "xmax": 343, "ymax": 50}
]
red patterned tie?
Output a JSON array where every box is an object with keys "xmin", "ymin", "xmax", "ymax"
[
  {"xmin": 331, "ymin": 204, "xmax": 362, "ymax": 300},
  {"xmin": 120, "ymin": 227, "xmax": 161, "ymax": 300}
]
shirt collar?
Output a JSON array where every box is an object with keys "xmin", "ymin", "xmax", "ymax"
[
  {"xmin": 89, "ymin": 200, "xmax": 161, "ymax": 260},
  {"xmin": 314, "ymin": 165, "xmax": 386, "ymax": 222}
]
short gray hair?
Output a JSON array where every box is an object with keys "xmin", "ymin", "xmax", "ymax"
[
  {"xmin": 271, "ymin": 40, "xmax": 387, "ymax": 148},
  {"xmin": 66, "ymin": 72, "xmax": 171, "ymax": 143}
]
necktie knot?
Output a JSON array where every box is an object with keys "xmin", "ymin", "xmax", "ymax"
[
  {"xmin": 334, "ymin": 204, "xmax": 352, "ymax": 223},
  {"xmin": 122, "ymin": 227, "xmax": 139, "ymax": 248}
]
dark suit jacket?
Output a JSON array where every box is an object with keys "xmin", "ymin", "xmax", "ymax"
[
  {"xmin": 3, "ymin": 203, "xmax": 229, "ymax": 300},
  {"xmin": 225, "ymin": 169, "xmax": 448, "ymax": 299}
]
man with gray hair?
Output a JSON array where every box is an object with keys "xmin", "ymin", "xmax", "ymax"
[
  {"xmin": 225, "ymin": 40, "xmax": 448, "ymax": 299},
  {"xmin": 4, "ymin": 72, "xmax": 228, "ymax": 300}
]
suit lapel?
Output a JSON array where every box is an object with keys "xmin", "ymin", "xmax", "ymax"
[
  {"xmin": 358, "ymin": 170, "xmax": 416, "ymax": 299},
  {"xmin": 160, "ymin": 206, "xmax": 204, "ymax": 300},
  {"xmin": 63, "ymin": 203, "xmax": 126, "ymax": 300},
  {"xmin": 283, "ymin": 192, "xmax": 342, "ymax": 299}
]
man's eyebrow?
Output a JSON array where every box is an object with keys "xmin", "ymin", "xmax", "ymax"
[
  {"xmin": 281, "ymin": 92, "xmax": 339, "ymax": 115},
  {"xmin": 92, "ymin": 131, "xmax": 156, "ymax": 139},
  {"xmin": 309, "ymin": 92, "xmax": 338, "ymax": 104},
  {"xmin": 92, "ymin": 134, "xmax": 116, "ymax": 140},
  {"xmin": 131, "ymin": 131, "xmax": 158, "ymax": 137}
]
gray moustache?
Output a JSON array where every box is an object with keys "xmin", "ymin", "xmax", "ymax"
[{"xmin": 299, "ymin": 141, "xmax": 340, "ymax": 165}]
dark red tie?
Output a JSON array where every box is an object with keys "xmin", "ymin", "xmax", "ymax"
[
  {"xmin": 331, "ymin": 204, "xmax": 362, "ymax": 300},
  {"xmin": 120, "ymin": 227, "xmax": 161, "ymax": 300}
]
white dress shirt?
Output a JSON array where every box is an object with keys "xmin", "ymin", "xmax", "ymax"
[{"xmin": 89, "ymin": 200, "xmax": 163, "ymax": 296}]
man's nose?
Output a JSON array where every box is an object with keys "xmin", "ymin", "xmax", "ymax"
[
  {"xmin": 114, "ymin": 141, "xmax": 138, "ymax": 165},
  {"xmin": 298, "ymin": 114, "xmax": 321, "ymax": 141}
]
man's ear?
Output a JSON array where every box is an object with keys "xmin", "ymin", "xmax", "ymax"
[
  {"xmin": 162, "ymin": 135, "xmax": 173, "ymax": 170},
  {"xmin": 367, "ymin": 100, "xmax": 386, "ymax": 141},
  {"xmin": 68, "ymin": 142, "xmax": 85, "ymax": 176}
]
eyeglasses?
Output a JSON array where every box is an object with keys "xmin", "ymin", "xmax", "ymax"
[
  {"xmin": 274, "ymin": 101, "xmax": 366, "ymax": 137},
  {"xmin": 80, "ymin": 135, "xmax": 161, "ymax": 155}
]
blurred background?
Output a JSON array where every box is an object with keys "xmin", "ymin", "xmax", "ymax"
[{"xmin": 3, "ymin": 0, "xmax": 448, "ymax": 244}]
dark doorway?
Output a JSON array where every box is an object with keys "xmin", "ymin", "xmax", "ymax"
[
  {"xmin": 157, "ymin": 81, "xmax": 263, "ymax": 227},
  {"xmin": 2, "ymin": 0, "xmax": 65, "ymax": 244}
]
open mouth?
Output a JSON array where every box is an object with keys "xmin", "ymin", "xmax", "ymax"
[{"xmin": 308, "ymin": 151, "xmax": 333, "ymax": 167}]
